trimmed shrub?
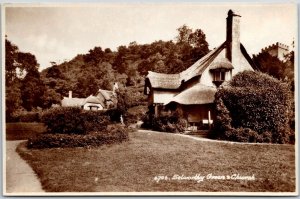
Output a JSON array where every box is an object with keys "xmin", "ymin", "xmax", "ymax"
[
  {"xmin": 212, "ymin": 71, "xmax": 293, "ymax": 144},
  {"xmin": 81, "ymin": 111, "xmax": 111, "ymax": 132},
  {"xmin": 27, "ymin": 124, "xmax": 128, "ymax": 149},
  {"xmin": 41, "ymin": 107, "xmax": 112, "ymax": 135},
  {"xmin": 41, "ymin": 107, "xmax": 85, "ymax": 134}
]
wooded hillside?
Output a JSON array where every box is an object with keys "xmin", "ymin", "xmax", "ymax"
[{"xmin": 5, "ymin": 24, "xmax": 294, "ymax": 120}]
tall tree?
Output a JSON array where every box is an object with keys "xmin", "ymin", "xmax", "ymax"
[
  {"xmin": 175, "ymin": 25, "xmax": 209, "ymax": 72},
  {"xmin": 84, "ymin": 46, "xmax": 104, "ymax": 64},
  {"xmin": 17, "ymin": 52, "xmax": 39, "ymax": 73},
  {"xmin": 6, "ymin": 79, "xmax": 22, "ymax": 120},
  {"xmin": 6, "ymin": 38, "xmax": 45, "ymax": 111},
  {"xmin": 284, "ymin": 50, "xmax": 294, "ymax": 81},
  {"xmin": 21, "ymin": 70, "xmax": 45, "ymax": 111},
  {"xmin": 189, "ymin": 29, "xmax": 209, "ymax": 62},
  {"xmin": 5, "ymin": 38, "xmax": 19, "ymax": 86},
  {"xmin": 113, "ymin": 45, "xmax": 128, "ymax": 74},
  {"xmin": 176, "ymin": 24, "xmax": 193, "ymax": 44},
  {"xmin": 41, "ymin": 88, "xmax": 62, "ymax": 108},
  {"xmin": 253, "ymin": 52, "xmax": 286, "ymax": 80},
  {"xmin": 5, "ymin": 39, "xmax": 25, "ymax": 119}
]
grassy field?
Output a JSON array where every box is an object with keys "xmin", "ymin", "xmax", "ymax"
[
  {"xmin": 6, "ymin": 123, "xmax": 46, "ymax": 140},
  {"xmin": 17, "ymin": 130, "xmax": 295, "ymax": 192}
]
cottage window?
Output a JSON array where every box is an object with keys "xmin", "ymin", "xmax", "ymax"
[
  {"xmin": 90, "ymin": 106, "xmax": 98, "ymax": 111},
  {"xmin": 214, "ymin": 71, "xmax": 226, "ymax": 81}
]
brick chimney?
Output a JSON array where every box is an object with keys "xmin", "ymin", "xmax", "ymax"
[{"xmin": 226, "ymin": 9, "xmax": 241, "ymax": 64}]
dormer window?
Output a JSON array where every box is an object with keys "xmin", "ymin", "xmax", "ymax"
[
  {"xmin": 212, "ymin": 70, "xmax": 227, "ymax": 87},
  {"xmin": 214, "ymin": 70, "xmax": 226, "ymax": 81},
  {"xmin": 209, "ymin": 58, "xmax": 234, "ymax": 87}
]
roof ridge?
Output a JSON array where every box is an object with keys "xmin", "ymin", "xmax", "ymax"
[{"xmin": 180, "ymin": 42, "xmax": 226, "ymax": 81}]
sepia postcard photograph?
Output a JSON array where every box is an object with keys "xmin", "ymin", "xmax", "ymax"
[{"xmin": 2, "ymin": 2, "xmax": 298, "ymax": 196}]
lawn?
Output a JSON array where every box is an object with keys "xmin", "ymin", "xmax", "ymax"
[
  {"xmin": 6, "ymin": 123, "xmax": 46, "ymax": 140},
  {"xmin": 17, "ymin": 130, "xmax": 295, "ymax": 193}
]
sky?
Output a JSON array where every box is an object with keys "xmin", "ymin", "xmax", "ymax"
[{"xmin": 5, "ymin": 3, "xmax": 297, "ymax": 70}]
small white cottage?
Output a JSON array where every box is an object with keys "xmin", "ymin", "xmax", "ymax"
[{"xmin": 61, "ymin": 83, "xmax": 119, "ymax": 111}]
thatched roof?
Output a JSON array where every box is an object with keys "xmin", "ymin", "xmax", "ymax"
[
  {"xmin": 146, "ymin": 42, "xmax": 226, "ymax": 89},
  {"xmin": 147, "ymin": 71, "xmax": 181, "ymax": 89},
  {"xmin": 179, "ymin": 42, "xmax": 226, "ymax": 82},
  {"xmin": 145, "ymin": 41, "xmax": 257, "ymax": 90},
  {"xmin": 165, "ymin": 84, "xmax": 217, "ymax": 105},
  {"xmin": 97, "ymin": 89, "xmax": 114, "ymax": 101},
  {"xmin": 61, "ymin": 97, "xmax": 85, "ymax": 107},
  {"xmin": 209, "ymin": 57, "xmax": 234, "ymax": 70},
  {"xmin": 82, "ymin": 95, "xmax": 105, "ymax": 107}
]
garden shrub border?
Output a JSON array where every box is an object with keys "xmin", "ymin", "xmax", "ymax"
[
  {"xmin": 41, "ymin": 107, "xmax": 114, "ymax": 135},
  {"xmin": 27, "ymin": 124, "xmax": 129, "ymax": 149}
]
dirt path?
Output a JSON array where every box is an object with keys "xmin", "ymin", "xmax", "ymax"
[{"xmin": 5, "ymin": 140, "xmax": 44, "ymax": 194}]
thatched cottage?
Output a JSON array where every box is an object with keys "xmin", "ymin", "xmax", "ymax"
[
  {"xmin": 61, "ymin": 83, "xmax": 118, "ymax": 111},
  {"xmin": 144, "ymin": 10, "xmax": 257, "ymax": 129}
]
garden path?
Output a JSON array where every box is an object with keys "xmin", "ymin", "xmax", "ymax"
[{"xmin": 5, "ymin": 140, "xmax": 44, "ymax": 194}]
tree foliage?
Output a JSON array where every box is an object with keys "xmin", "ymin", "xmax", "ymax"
[
  {"xmin": 253, "ymin": 50, "xmax": 295, "ymax": 92},
  {"xmin": 5, "ymin": 39, "xmax": 19, "ymax": 86},
  {"xmin": 253, "ymin": 52, "xmax": 286, "ymax": 80},
  {"xmin": 21, "ymin": 70, "xmax": 45, "ymax": 111},
  {"xmin": 5, "ymin": 38, "xmax": 46, "ymax": 117}
]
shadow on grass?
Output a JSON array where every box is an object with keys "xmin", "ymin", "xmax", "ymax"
[{"xmin": 6, "ymin": 123, "xmax": 46, "ymax": 141}]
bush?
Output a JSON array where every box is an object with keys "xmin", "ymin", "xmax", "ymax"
[
  {"xmin": 224, "ymin": 128, "xmax": 260, "ymax": 143},
  {"xmin": 212, "ymin": 71, "xmax": 293, "ymax": 144},
  {"xmin": 106, "ymin": 109, "xmax": 123, "ymax": 123},
  {"xmin": 141, "ymin": 113, "xmax": 187, "ymax": 133},
  {"xmin": 81, "ymin": 111, "xmax": 111, "ymax": 132},
  {"xmin": 41, "ymin": 107, "xmax": 112, "ymax": 135},
  {"xmin": 41, "ymin": 107, "xmax": 85, "ymax": 134},
  {"xmin": 27, "ymin": 124, "xmax": 128, "ymax": 149},
  {"xmin": 261, "ymin": 131, "xmax": 272, "ymax": 143},
  {"xmin": 125, "ymin": 105, "xmax": 148, "ymax": 125}
]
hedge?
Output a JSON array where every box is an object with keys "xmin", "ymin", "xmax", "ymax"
[
  {"xmin": 212, "ymin": 71, "xmax": 293, "ymax": 144},
  {"xmin": 41, "ymin": 107, "xmax": 112, "ymax": 135},
  {"xmin": 27, "ymin": 124, "xmax": 128, "ymax": 149}
]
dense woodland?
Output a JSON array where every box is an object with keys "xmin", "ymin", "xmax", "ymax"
[{"xmin": 5, "ymin": 24, "xmax": 294, "ymax": 121}]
